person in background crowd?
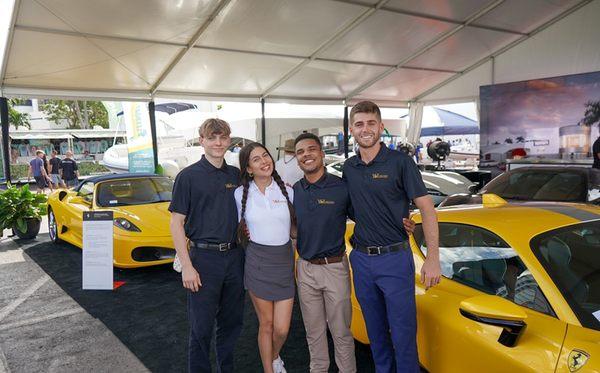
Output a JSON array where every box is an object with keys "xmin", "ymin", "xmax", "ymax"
[
  {"xmin": 275, "ymin": 139, "xmax": 304, "ymax": 187},
  {"xmin": 235, "ymin": 142, "xmax": 295, "ymax": 373},
  {"xmin": 60, "ymin": 151, "xmax": 80, "ymax": 188},
  {"xmin": 49, "ymin": 150, "xmax": 65, "ymax": 188},
  {"xmin": 594, "ymin": 135, "xmax": 600, "ymax": 169},
  {"xmin": 28, "ymin": 150, "xmax": 51, "ymax": 194},
  {"xmin": 41, "ymin": 153, "xmax": 53, "ymax": 191}
]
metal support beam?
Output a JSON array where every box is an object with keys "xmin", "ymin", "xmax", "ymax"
[
  {"xmin": 150, "ymin": 0, "xmax": 232, "ymax": 95},
  {"xmin": 343, "ymin": 106, "xmax": 349, "ymax": 159},
  {"xmin": 0, "ymin": 98, "xmax": 11, "ymax": 182},
  {"xmin": 345, "ymin": 0, "xmax": 505, "ymax": 101},
  {"xmin": 148, "ymin": 101, "xmax": 159, "ymax": 172},
  {"xmin": 261, "ymin": 98, "xmax": 266, "ymax": 146},
  {"xmin": 412, "ymin": 0, "xmax": 593, "ymax": 102},
  {"xmin": 261, "ymin": 0, "xmax": 390, "ymax": 99},
  {"xmin": 329, "ymin": 0, "xmax": 527, "ymax": 36}
]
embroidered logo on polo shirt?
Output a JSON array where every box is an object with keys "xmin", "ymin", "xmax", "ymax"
[
  {"xmin": 225, "ymin": 183, "xmax": 238, "ymax": 189},
  {"xmin": 273, "ymin": 199, "xmax": 287, "ymax": 204},
  {"xmin": 372, "ymin": 173, "xmax": 389, "ymax": 179},
  {"xmin": 317, "ymin": 199, "xmax": 335, "ymax": 205}
]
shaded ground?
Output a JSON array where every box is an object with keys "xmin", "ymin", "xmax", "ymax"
[{"xmin": 25, "ymin": 241, "xmax": 375, "ymax": 372}]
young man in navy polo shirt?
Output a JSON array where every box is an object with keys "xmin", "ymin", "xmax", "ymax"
[
  {"xmin": 293, "ymin": 133, "xmax": 356, "ymax": 373},
  {"xmin": 169, "ymin": 119, "xmax": 244, "ymax": 373},
  {"xmin": 343, "ymin": 101, "xmax": 441, "ymax": 372}
]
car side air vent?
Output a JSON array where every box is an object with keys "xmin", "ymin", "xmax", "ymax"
[{"xmin": 58, "ymin": 191, "xmax": 68, "ymax": 201}]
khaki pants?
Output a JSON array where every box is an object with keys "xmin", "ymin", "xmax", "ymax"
[{"xmin": 297, "ymin": 256, "xmax": 356, "ymax": 373}]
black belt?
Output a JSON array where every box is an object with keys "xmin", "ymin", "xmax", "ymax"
[
  {"xmin": 353, "ymin": 240, "xmax": 410, "ymax": 256},
  {"xmin": 190, "ymin": 242, "xmax": 237, "ymax": 251}
]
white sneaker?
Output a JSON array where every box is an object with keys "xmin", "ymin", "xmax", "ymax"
[{"xmin": 272, "ymin": 356, "xmax": 287, "ymax": 373}]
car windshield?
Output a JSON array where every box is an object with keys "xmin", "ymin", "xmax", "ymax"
[
  {"xmin": 96, "ymin": 177, "xmax": 173, "ymax": 207},
  {"xmin": 531, "ymin": 221, "xmax": 600, "ymax": 330},
  {"xmin": 483, "ymin": 169, "xmax": 586, "ymax": 202}
]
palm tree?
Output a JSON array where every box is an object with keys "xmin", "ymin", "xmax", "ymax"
[
  {"xmin": 505, "ymin": 138, "xmax": 513, "ymax": 144},
  {"xmin": 581, "ymin": 101, "xmax": 600, "ymax": 126},
  {"xmin": 516, "ymin": 136, "xmax": 525, "ymax": 143},
  {"xmin": 8, "ymin": 99, "xmax": 31, "ymax": 130}
]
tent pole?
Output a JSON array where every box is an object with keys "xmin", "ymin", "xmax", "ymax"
[
  {"xmin": 0, "ymin": 98, "xmax": 10, "ymax": 182},
  {"xmin": 148, "ymin": 101, "xmax": 159, "ymax": 173},
  {"xmin": 343, "ymin": 105, "xmax": 349, "ymax": 159},
  {"xmin": 261, "ymin": 98, "xmax": 266, "ymax": 146}
]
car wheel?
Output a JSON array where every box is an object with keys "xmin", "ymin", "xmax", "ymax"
[{"xmin": 48, "ymin": 207, "xmax": 62, "ymax": 244}]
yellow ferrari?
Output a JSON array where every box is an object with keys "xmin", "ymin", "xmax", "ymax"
[
  {"xmin": 47, "ymin": 173, "xmax": 175, "ymax": 268},
  {"xmin": 348, "ymin": 195, "xmax": 600, "ymax": 372}
]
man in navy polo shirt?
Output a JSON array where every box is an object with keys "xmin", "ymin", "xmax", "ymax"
[
  {"xmin": 169, "ymin": 118, "xmax": 243, "ymax": 373},
  {"xmin": 343, "ymin": 101, "xmax": 440, "ymax": 372},
  {"xmin": 293, "ymin": 133, "xmax": 356, "ymax": 373}
]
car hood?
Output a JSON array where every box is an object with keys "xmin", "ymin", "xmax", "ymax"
[{"xmin": 103, "ymin": 202, "xmax": 172, "ymax": 236}]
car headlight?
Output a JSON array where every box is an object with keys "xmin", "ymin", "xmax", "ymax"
[{"xmin": 113, "ymin": 218, "xmax": 141, "ymax": 232}]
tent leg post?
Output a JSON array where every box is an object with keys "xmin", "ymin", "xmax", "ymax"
[
  {"xmin": 261, "ymin": 98, "xmax": 266, "ymax": 146},
  {"xmin": 148, "ymin": 101, "xmax": 159, "ymax": 173},
  {"xmin": 343, "ymin": 105, "xmax": 349, "ymax": 159},
  {"xmin": 0, "ymin": 97, "xmax": 10, "ymax": 183}
]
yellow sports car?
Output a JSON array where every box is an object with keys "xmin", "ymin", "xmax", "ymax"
[
  {"xmin": 47, "ymin": 173, "xmax": 175, "ymax": 268},
  {"xmin": 348, "ymin": 195, "xmax": 600, "ymax": 372}
]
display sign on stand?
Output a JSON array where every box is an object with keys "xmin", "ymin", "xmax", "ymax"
[{"xmin": 82, "ymin": 211, "xmax": 114, "ymax": 290}]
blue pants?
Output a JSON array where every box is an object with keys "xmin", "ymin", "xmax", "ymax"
[
  {"xmin": 188, "ymin": 247, "xmax": 245, "ymax": 373},
  {"xmin": 349, "ymin": 248, "xmax": 419, "ymax": 373}
]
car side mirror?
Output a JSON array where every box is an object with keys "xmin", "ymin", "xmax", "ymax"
[{"xmin": 459, "ymin": 295, "xmax": 527, "ymax": 348}]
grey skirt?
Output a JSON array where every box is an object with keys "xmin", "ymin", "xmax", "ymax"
[{"xmin": 245, "ymin": 240, "xmax": 295, "ymax": 301}]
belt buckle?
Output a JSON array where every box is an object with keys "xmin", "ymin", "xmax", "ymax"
[
  {"xmin": 218, "ymin": 243, "xmax": 230, "ymax": 251},
  {"xmin": 367, "ymin": 246, "xmax": 381, "ymax": 256}
]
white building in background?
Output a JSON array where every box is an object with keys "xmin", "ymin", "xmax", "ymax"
[{"xmin": 11, "ymin": 99, "xmax": 68, "ymax": 130}]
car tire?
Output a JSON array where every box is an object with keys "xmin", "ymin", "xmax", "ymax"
[{"xmin": 48, "ymin": 207, "xmax": 62, "ymax": 244}]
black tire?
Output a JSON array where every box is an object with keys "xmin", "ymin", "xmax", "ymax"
[{"xmin": 48, "ymin": 207, "xmax": 62, "ymax": 244}]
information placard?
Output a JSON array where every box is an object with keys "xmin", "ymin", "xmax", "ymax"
[{"xmin": 82, "ymin": 211, "xmax": 113, "ymax": 290}]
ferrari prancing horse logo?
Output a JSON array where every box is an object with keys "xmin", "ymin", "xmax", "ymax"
[{"xmin": 568, "ymin": 349, "xmax": 589, "ymax": 372}]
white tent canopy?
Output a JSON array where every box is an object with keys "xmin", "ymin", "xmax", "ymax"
[{"xmin": 2, "ymin": 0, "xmax": 599, "ymax": 107}]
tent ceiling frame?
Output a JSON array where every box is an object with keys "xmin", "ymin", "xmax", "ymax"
[
  {"xmin": 344, "ymin": 0, "xmax": 505, "ymax": 101},
  {"xmin": 259, "ymin": 0, "xmax": 390, "ymax": 99},
  {"xmin": 10, "ymin": 25, "xmax": 461, "ymax": 74},
  {"xmin": 412, "ymin": 0, "xmax": 594, "ymax": 102},
  {"xmin": 149, "ymin": 0, "xmax": 232, "ymax": 95},
  {"xmin": 329, "ymin": 0, "xmax": 528, "ymax": 36},
  {"xmin": 1, "ymin": 84, "xmax": 409, "ymax": 107}
]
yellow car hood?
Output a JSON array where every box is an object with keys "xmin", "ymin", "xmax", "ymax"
[{"xmin": 106, "ymin": 202, "xmax": 172, "ymax": 236}]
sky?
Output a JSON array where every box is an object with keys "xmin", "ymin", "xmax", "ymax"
[{"xmin": 0, "ymin": 0, "xmax": 16, "ymax": 73}]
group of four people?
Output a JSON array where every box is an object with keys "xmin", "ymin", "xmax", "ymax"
[{"xmin": 169, "ymin": 101, "xmax": 441, "ymax": 373}]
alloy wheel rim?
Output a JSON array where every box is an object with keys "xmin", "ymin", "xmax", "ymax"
[{"xmin": 49, "ymin": 211, "xmax": 56, "ymax": 240}]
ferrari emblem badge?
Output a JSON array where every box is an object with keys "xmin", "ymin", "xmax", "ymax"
[{"xmin": 568, "ymin": 349, "xmax": 589, "ymax": 372}]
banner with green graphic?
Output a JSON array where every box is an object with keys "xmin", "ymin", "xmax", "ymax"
[{"xmin": 122, "ymin": 102, "xmax": 155, "ymax": 173}]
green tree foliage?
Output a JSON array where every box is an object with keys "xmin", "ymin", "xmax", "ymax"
[
  {"xmin": 581, "ymin": 101, "xmax": 600, "ymax": 127},
  {"xmin": 8, "ymin": 99, "xmax": 31, "ymax": 129},
  {"xmin": 41, "ymin": 100, "xmax": 108, "ymax": 129}
]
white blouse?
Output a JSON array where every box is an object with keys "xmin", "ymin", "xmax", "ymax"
[{"xmin": 234, "ymin": 179, "xmax": 294, "ymax": 246}]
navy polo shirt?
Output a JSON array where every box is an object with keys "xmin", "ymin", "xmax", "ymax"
[
  {"xmin": 293, "ymin": 172, "xmax": 352, "ymax": 260},
  {"xmin": 169, "ymin": 156, "xmax": 240, "ymax": 243},
  {"xmin": 342, "ymin": 143, "xmax": 427, "ymax": 246}
]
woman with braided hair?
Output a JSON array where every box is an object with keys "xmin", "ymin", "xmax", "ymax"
[{"xmin": 234, "ymin": 142, "xmax": 296, "ymax": 373}]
